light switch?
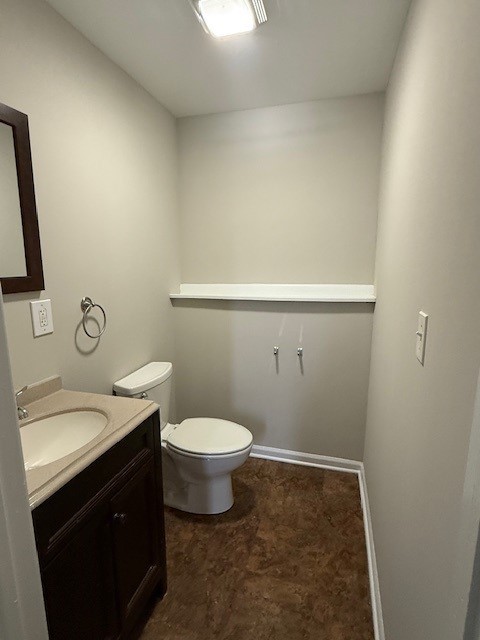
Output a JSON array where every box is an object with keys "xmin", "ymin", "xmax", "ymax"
[
  {"xmin": 416, "ymin": 311, "xmax": 428, "ymax": 365},
  {"xmin": 30, "ymin": 299, "xmax": 54, "ymax": 337}
]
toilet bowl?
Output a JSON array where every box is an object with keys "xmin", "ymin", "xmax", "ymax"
[
  {"xmin": 113, "ymin": 363, "xmax": 253, "ymax": 515},
  {"xmin": 162, "ymin": 420, "xmax": 252, "ymax": 514}
]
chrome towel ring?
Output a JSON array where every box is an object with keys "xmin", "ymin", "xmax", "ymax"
[{"xmin": 81, "ymin": 296, "xmax": 107, "ymax": 339}]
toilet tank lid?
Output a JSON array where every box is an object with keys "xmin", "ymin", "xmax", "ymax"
[{"xmin": 113, "ymin": 362, "xmax": 172, "ymax": 395}]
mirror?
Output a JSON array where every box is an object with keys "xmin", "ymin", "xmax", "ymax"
[{"xmin": 0, "ymin": 102, "xmax": 44, "ymax": 294}]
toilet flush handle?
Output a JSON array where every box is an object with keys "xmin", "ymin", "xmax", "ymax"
[{"xmin": 140, "ymin": 392, "xmax": 148, "ymax": 399}]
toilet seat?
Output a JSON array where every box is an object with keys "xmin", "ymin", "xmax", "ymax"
[{"xmin": 166, "ymin": 418, "xmax": 253, "ymax": 456}]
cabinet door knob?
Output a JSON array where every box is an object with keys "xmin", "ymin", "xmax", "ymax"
[{"xmin": 114, "ymin": 512, "xmax": 127, "ymax": 525}]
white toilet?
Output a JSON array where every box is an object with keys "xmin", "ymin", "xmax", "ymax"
[{"xmin": 113, "ymin": 362, "xmax": 253, "ymax": 515}]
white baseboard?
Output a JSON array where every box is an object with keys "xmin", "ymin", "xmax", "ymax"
[
  {"xmin": 250, "ymin": 444, "xmax": 362, "ymax": 473},
  {"xmin": 358, "ymin": 467, "xmax": 385, "ymax": 640},
  {"xmin": 250, "ymin": 444, "xmax": 384, "ymax": 640}
]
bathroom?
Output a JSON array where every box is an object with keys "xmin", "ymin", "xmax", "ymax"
[{"xmin": 1, "ymin": 0, "xmax": 480, "ymax": 638}]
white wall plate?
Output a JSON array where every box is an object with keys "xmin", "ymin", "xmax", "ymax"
[{"xmin": 30, "ymin": 300, "xmax": 54, "ymax": 337}]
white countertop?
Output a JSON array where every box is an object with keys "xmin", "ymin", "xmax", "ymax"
[{"xmin": 20, "ymin": 377, "xmax": 158, "ymax": 509}]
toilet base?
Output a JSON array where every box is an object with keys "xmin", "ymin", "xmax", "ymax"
[
  {"xmin": 164, "ymin": 473, "xmax": 234, "ymax": 515},
  {"xmin": 161, "ymin": 434, "xmax": 252, "ymax": 515}
]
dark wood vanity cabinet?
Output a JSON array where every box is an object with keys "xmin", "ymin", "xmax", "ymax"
[
  {"xmin": 111, "ymin": 458, "xmax": 161, "ymax": 626},
  {"xmin": 32, "ymin": 411, "xmax": 167, "ymax": 640},
  {"xmin": 41, "ymin": 504, "xmax": 118, "ymax": 640}
]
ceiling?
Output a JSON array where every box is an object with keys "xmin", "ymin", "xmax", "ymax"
[{"xmin": 45, "ymin": 0, "xmax": 412, "ymax": 117}]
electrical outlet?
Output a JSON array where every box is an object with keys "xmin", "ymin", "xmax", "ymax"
[
  {"xmin": 39, "ymin": 307, "xmax": 48, "ymax": 327},
  {"xmin": 30, "ymin": 299, "xmax": 54, "ymax": 337}
]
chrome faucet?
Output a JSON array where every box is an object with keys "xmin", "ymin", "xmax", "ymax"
[{"xmin": 15, "ymin": 386, "xmax": 29, "ymax": 420}]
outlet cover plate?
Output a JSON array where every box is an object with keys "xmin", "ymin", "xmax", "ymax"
[{"xmin": 30, "ymin": 299, "xmax": 54, "ymax": 337}]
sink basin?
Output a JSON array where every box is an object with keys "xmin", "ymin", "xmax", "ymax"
[{"xmin": 20, "ymin": 410, "xmax": 108, "ymax": 470}]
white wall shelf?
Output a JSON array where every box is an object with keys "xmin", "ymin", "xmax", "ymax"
[{"xmin": 170, "ymin": 284, "xmax": 376, "ymax": 303}]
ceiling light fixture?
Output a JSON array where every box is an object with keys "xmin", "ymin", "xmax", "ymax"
[{"xmin": 189, "ymin": 0, "xmax": 267, "ymax": 38}]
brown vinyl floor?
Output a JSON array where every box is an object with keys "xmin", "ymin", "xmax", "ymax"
[{"xmin": 141, "ymin": 457, "xmax": 374, "ymax": 640}]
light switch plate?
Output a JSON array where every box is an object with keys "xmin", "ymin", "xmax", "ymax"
[
  {"xmin": 30, "ymin": 299, "xmax": 54, "ymax": 337},
  {"xmin": 416, "ymin": 311, "xmax": 428, "ymax": 365}
]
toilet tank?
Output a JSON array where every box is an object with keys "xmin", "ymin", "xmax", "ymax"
[{"xmin": 113, "ymin": 362, "xmax": 173, "ymax": 429}]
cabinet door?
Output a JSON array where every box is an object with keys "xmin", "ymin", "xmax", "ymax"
[
  {"xmin": 41, "ymin": 506, "xmax": 118, "ymax": 640},
  {"xmin": 110, "ymin": 458, "xmax": 160, "ymax": 626}
]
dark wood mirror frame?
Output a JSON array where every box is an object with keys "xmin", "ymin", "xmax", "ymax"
[{"xmin": 0, "ymin": 102, "xmax": 44, "ymax": 295}]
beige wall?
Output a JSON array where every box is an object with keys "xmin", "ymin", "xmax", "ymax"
[
  {"xmin": 0, "ymin": 0, "xmax": 381, "ymax": 461},
  {"xmin": 0, "ymin": 295, "xmax": 49, "ymax": 638},
  {"xmin": 174, "ymin": 300, "xmax": 373, "ymax": 460},
  {"xmin": 0, "ymin": 0, "xmax": 179, "ymax": 395},
  {"xmin": 175, "ymin": 96, "xmax": 383, "ymax": 459},
  {"xmin": 178, "ymin": 95, "xmax": 384, "ymax": 284},
  {"xmin": 363, "ymin": 0, "xmax": 480, "ymax": 638}
]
